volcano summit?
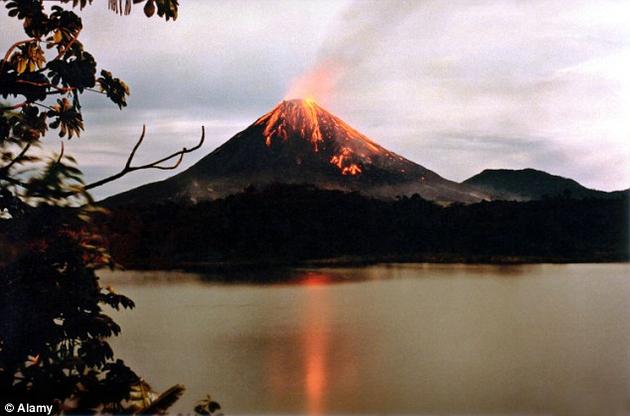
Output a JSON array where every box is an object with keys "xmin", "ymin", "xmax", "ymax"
[{"xmin": 105, "ymin": 99, "xmax": 488, "ymax": 205}]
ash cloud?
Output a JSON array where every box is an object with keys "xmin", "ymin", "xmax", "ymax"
[{"xmin": 304, "ymin": 0, "xmax": 630, "ymax": 190}]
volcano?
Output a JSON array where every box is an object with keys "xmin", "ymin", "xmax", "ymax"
[{"xmin": 104, "ymin": 99, "xmax": 489, "ymax": 205}]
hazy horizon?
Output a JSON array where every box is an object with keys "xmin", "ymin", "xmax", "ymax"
[{"xmin": 1, "ymin": 0, "xmax": 629, "ymax": 199}]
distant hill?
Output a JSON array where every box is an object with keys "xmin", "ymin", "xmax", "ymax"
[
  {"xmin": 463, "ymin": 168, "xmax": 626, "ymax": 201},
  {"xmin": 103, "ymin": 99, "xmax": 488, "ymax": 206}
]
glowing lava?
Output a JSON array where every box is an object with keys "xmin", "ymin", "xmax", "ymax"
[
  {"xmin": 104, "ymin": 96, "xmax": 492, "ymax": 205},
  {"xmin": 254, "ymin": 99, "xmax": 393, "ymax": 176},
  {"xmin": 258, "ymin": 98, "xmax": 324, "ymax": 150},
  {"xmin": 330, "ymin": 147, "xmax": 362, "ymax": 176}
]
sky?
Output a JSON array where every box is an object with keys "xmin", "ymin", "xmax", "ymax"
[{"xmin": 1, "ymin": 0, "xmax": 629, "ymax": 198}]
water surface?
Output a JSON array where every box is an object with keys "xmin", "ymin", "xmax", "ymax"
[{"xmin": 103, "ymin": 263, "xmax": 630, "ymax": 415}]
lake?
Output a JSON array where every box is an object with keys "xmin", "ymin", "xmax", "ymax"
[{"xmin": 102, "ymin": 263, "xmax": 630, "ymax": 415}]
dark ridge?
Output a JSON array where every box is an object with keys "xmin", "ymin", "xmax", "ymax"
[{"xmin": 463, "ymin": 168, "xmax": 621, "ymax": 201}]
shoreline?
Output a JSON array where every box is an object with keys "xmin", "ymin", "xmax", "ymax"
[{"xmin": 113, "ymin": 253, "xmax": 630, "ymax": 273}]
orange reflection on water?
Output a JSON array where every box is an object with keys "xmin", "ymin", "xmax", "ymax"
[
  {"xmin": 262, "ymin": 271, "xmax": 359, "ymax": 415},
  {"xmin": 302, "ymin": 273, "xmax": 331, "ymax": 415},
  {"xmin": 305, "ymin": 331, "xmax": 326, "ymax": 415},
  {"xmin": 299, "ymin": 272, "xmax": 333, "ymax": 286}
]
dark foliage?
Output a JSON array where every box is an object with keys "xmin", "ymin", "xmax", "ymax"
[
  {"xmin": 0, "ymin": 0, "xmax": 216, "ymax": 413},
  {"xmin": 0, "ymin": 200, "xmax": 140, "ymax": 412},
  {"xmin": 102, "ymin": 184, "xmax": 629, "ymax": 270}
]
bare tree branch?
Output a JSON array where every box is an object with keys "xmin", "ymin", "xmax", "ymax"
[
  {"xmin": 124, "ymin": 124, "xmax": 146, "ymax": 170},
  {"xmin": 82, "ymin": 125, "xmax": 205, "ymax": 192},
  {"xmin": 56, "ymin": 141, "xmax": 65, "ymax": 164},
  {"xmin": 0, "ymin": 142, "xmax": 32, "ymax": 173},
  {"xmin": 15, "ymin": 79, "xmax": 76, "ymax": 94}
]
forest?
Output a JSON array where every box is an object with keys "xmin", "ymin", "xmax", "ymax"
[{"xmin": 100, "ymin": 184, "xmax": 629, "ymax": 271}]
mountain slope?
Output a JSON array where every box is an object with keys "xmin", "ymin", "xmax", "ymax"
[
  {"xmin": 463, "ymin": 168, "xmax": 621, "ymax": 200},
  {"xmin": 104, "ymin": 99, "xmax": 488, "ymax": 206}
]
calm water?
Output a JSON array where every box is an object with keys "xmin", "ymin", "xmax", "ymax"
[{"xmin": 102, "ymin": 263, "xmax": 630, "ymax": 416}]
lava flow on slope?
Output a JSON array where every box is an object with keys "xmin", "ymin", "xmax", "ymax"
[
  {"xmin": 253, "ymin": 98, "xmax": 396, "ymax": 176},
  {"xmin": 104, "ymin": 99, "xmax": 489, "ymax": 205}
]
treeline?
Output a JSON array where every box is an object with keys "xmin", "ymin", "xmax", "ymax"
[{"xmin": 100, "ymin": 184, "xmax": 629, "ymax": 268}]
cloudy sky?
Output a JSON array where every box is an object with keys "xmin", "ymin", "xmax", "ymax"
[{"xmin": 2, "ymin": 0, "xmax": 629, "ymax": 198}]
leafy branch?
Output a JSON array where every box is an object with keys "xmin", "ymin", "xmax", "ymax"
[{"xmin": 0, "ymin": 1, "xmax": 220, "ymax": 413}]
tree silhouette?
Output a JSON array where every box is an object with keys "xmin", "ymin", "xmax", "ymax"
[{"xmin": 0, "ymin": 1, "xmax": 216, "ymax": 414}]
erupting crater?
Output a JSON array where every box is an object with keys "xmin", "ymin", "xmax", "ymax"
[{"xmin": 253, "ymin": 99, "xmax": 398, "ymax": 176}]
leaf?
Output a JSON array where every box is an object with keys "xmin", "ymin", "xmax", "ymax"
[
  {"xmin": 97, "ymin": 70, "xmax": 130, "ymax": 109},
  {"xmin": 78, "ymin": 338, "xmax": 114, "ymax": 368},
  {"xmin": 0, "ymin": 71, "xmax": 49, "ymax": 102},
  {"xmin": 60, "ymin": 0, "xmax": 95, "ymax": 10},
  {"xmin": 5, "ymin": 0, "xmax": 50, "ymax": 37},
  {"xmin": 144, "ymin": 0, "xmax": 156, "ymax": 17},
  {"xmin": 14, "ymin": 105, "xmax": 48, "ymax": 142},
  {"xmin": 100, "ymin": 290, "xmax": 136, "ymax": 310},
  {"xmin": 11, "ymin": 42, "xmax": 46, "ymax": 74},
  {"xmin": 136, "ymin": 384, "xmax": 185, "ymax": 415},
  {"xmin": 53, "ymin": 30, "xmax": 62, "ymax": 43},
  {"xmin": 125, "ymin": 380, "xmax": 186, "ymax": 415},
  {"xmin": 194, "ymin": 395, "xmax": 222, "ymax": 415},
  {"xmin": 127, "ymin": 379, "xmax": 158, "ymax": 411},
  {"xmin": 47, "ymin": 98, "xmax": 84, "ymax": 139},
  {"xmin": 155, "ymin": 0, "xmax": 179, "ymax": 21},
  {"xmin": 47, "ymin": 50, "xmax": 97, "ymax": 90}
]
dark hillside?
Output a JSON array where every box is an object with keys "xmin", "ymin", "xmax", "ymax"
[
  {"xmin": 100, "ymin": 184, "xmax": 629, "ymax": 269},
  {"xmin": 463, "ymin": 168, "xmax": 619, "ymax": 201}
]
